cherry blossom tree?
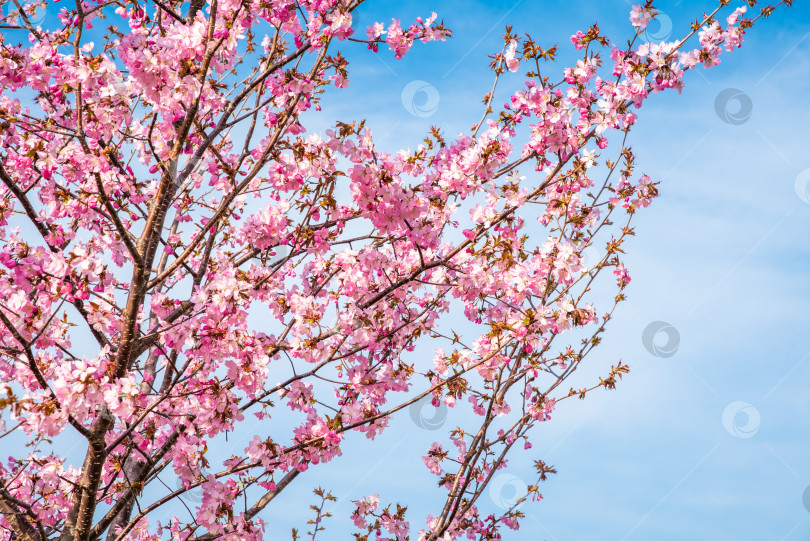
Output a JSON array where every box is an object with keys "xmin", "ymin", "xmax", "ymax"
[{"xmin": 0, "ymin": 0, "xmax": 793, "ymax": 539}]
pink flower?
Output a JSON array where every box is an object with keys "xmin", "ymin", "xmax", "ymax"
[
  {"xmin": 504, "ymin": 40, "xmax": 520, "ymax": 72},
  {"xmin": 630, "ymin": 4, "xmax": 653, "ymax": 30}
]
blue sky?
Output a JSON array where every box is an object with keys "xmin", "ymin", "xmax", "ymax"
[{"xmin": 274, "ymin": 1, "xmax": 810, "ymax": 539}]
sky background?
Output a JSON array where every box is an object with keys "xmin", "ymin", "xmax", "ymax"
[
  {"xmin": 268, "ymin": 1, "xmax": 810, "ymax": 540},
  {"xmin": 3, "ymin": 0, "xmax": 810, "ymax": 539}
]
